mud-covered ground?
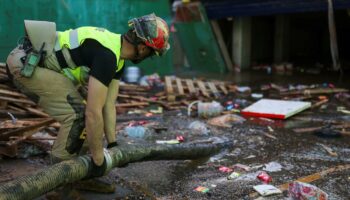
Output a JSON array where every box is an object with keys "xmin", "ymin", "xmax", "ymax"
[
  {"xmin": 1, "ymin": 106, "xmax": 350, "ymax": 199},
  {"xmin": 1, "ymin": 71, "xmax": 350, "ymax": 200}
]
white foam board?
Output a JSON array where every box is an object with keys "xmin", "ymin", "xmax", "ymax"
[{"xmin": 241, "ymin": 99, "xmax": 311, "ymax": 119}]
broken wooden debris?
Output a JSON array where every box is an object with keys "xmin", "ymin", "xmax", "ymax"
[
  {"xmin": 318, "ymin": 143, "xmax": 338, "ymax": 157},
  {"xmin": 310, "ymin": 98, "xmax": 329, "ymax": 109},
  {"xmin": 293, "ymin": 116, "xmax": 350, "ymax": 124},
  {"xmin": 281, "ymin": 88, "xmax": 348, "ymax": 96},
  {"xmin": 0, "ymin": 118, "xmax": 56, "ymax": 157},
  {"xmin": 293, "ymin": 124, "xmax": 350, "ymax": 134},
  {"xmin": 164, "ymin": 76, "xmax": 235, "ymax": 101}
]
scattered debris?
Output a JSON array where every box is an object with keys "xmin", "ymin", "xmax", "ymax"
[
  {"xmin": 338, "ymin": 107, "xmax": 350, "ymax": 115},
  {"xmin": 318, "ymin": 143, "xmax": 338, "ymax": 157},
  {"xmin": 275, "ymin": 164, "xmax": 350, "ymax": 194},
  {"xmin": 267, "ymin": 126, "xmax": 274, "ymax": 132},
  {"xmin": 194, "ymin": 186, "xmax": 210, "ymax": 193},
  {"xmin": 257, "ymin": 171, "xmax": 272, "ymax": 184},
  {"xmin": 218, "ymin": 166, "xmax": 233, "ymax": 173},
  {"xmin": 232, "ymin": 163, "xmax": 251, "ymax": 172},
  {"xmin": 1, "ymin": 61, "xmax": 350, "ymax": 198},
  {"xmin": 207, "ymin": 114, "xmax": 246, "ymax": 128},
  {"xmin": 253, "ymin": 184, "xmax": 282, "ymax": 197},
  {"xmin": 251, "ymin": 93, "xmax": 263, "ymax": 99},
  {"xmin": 155, "ymin": 139, "xmax": 180, "ymax": 144},
  {"xmin": 176, "ymin": 135, "xmax": 185, "ymax": 143},
  {"xmin": 263, "ymin": 161, "xmax": 283, "ymax": 172},
  {"xmin": 288, "ymin": 181, "xmax": 328, "ymax": 200},
  {"xmin": 188, "ymin": 121, "xmax": 210, "ymax": 135},
  {"xmin": 263, "ymin": 132, "xmax": 277, "ymax": 140},
  {"xmin": 227, "ymin": 172, "xmax": 241, "ymax": 180}
]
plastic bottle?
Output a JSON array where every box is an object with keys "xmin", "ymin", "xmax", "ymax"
[
  {"xmin": 124, "ymin": 66, "xmax": 141, "ymax": 83},
  {"xmin": 125, "ymin": 126, "xmax": 146, "ymax": 138},
  {"xmin": 188, "ymin": 101, "xmax": 223, "ymax": 118}
]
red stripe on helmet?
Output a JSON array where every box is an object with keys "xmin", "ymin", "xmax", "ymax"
[{"xmin": 145, "ymin": 27, "xmax": 166, "ymax": 50}]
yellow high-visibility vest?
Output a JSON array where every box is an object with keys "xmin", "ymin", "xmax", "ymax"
[{"xmin": 56, "ymin": 27, "xmax": 124, "ymax": 84}]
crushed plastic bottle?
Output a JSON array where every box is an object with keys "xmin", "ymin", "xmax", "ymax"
[
  {"xmin": 257, "ymin": 171, "xmax": 272, "ymax": 184},
  {"xmin": 125, "ymin": 126, "xmax": 146, "ymax": 138},
  {"xmin": 188, "ymin": 121, "xmax": 209, "ymax": 135}
]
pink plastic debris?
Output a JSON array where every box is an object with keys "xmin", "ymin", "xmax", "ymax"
[
  {"xmin": 288, "ymin": 181, "xmax": 328, "ymax": 200},
  {"xmin": 218, "ymin": 166, "xmax": 233, "ymax": 173}
]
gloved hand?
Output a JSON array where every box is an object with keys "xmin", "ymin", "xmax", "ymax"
[
  {"xmin": 87, "ymin": 157, "xmax": 107, "ymax": 179},
  {"xmin": 107, "ymin": 141, "xmax": 118, "ymax": 149}
]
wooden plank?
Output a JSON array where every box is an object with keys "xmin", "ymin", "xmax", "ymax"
[
  {"xmin": 0, "ymin": 101, "xmax": 8, "ymax": 109},
  {"xmin": 185, "ymin": 79, "xmax": 196, "ymax": 94},
  {"xmin": 210, "ymin": 21, "xmax": 234, "ymax": 72},
  {"xmin": 0, "ymin": 84, "xmax": 11, "ymax": 90},
  {"xmin": 328, "ymin": 0, "xmax": 341, "ymax": 71},
  {"xmin": 311, "ymin": 99, "xmax": 329, "ymax": 109},
  {"xmin": 0, "ymin": 119, "xmax": 51, "ymax": 129},
  {"xmin": 0, "ymin": 68, "xmax": 7, "ymax": 74},
  {"xmin": 165, "ymin": 76, "xmax": 175, "ymax": 101},
  {"xmin": 7, "ymin": 105, "xmax": 27, "ymax": 113},
  {"xmin": 0, "ymin": 96, "xmax": 36, "ymax": 106},
  {"xmin": 207, "ymin": 82, "xmax": 220, "ymax": 98},
  {"xmin": 281, "ymin": 88, "xmax": 348, "ymax": 95},
  {"xmin": 25, "ymin": 107, "xmax": 50, "ymax": 117},
  {"xmin": 0, "ymin": 118, "xmax": 55, "ymax": 140},
  {"xmin": 118, "ymin": 94, "xmax": 171, "ymax": 110},
  {"xmin": 218, "ymin": 83, "xmax": 228, "ymax": 95},
  {"xmin": 119, "ymin": 84, "xmax": 149, "ymax": 92},
  {"xmin": 0, "ymin": 109, "xmax": 30, "ymax": 117},
  {"xmin": 176, "ymin": 78, "xmax": 184, "ymax": 95},
  {"xmin": 196, "ymin": 80, "xmax": 210, "ymax": 97},
  {"xmin": 293, "ymin": 124, "xmax": 350, "ymax": 133},
  {"xmin": 116, "ymin": 102, "xmax": 149, "ymax": 108},
  {"xmin": 0, "ymin": 74, "xmax": 8, "ymax": 79},
  {"xmin": 165, "ymin": 76, "xmax": 174, "ymax": 94}
]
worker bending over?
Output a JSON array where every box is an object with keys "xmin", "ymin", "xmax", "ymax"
[{"xmin": 6, "ymin": 13, "xmax": 170, "ymax": 178}]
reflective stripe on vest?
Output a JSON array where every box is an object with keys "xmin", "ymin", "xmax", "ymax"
[{"xmin": 56, "ymin": 27, "xmax": 124, "ymax": 73}]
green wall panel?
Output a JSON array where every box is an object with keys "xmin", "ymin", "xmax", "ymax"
[
  {"xmin": 174, "ymin": 4, "xmax": 226, "ymax": 73},
  {"xmin": 0, "ymin": 0, "xmax": 173, "ymax": 75}
]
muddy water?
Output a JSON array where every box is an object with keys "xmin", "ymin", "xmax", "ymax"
[
  {"xmin": 78, "ymin": 110, "xmax": 350, "ymax": 199},
  {"xmin": 86, "ymin": 71, "xmax": 350, "ymax": 199}
]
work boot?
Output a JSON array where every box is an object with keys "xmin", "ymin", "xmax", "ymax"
[{"xmin": 74, "ymin": 177, "xmax": 116, "ymax": 193}]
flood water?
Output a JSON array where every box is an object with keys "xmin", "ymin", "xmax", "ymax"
[{"xmin": 1, "ymin": 70, "xmax": 349, "ymax": 199}]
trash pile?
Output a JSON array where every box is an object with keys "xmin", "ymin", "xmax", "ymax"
[{"xmin": 1, "ymin": 63, "xmax": 350, "ymax": 199}]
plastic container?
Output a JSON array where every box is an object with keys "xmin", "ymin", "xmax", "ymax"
[
  {"xmin": 188, "ymin": 101, "xmax": 223, "ymax": 118},
  {"xmin": 188, "ymin": 121, "xmax": 209, "ymax": 135},
  {"xmin": 125, "ymin": 126, "xmax": 146, "ymax": 138},
  {"xmin": 124, "ymin": 66, "xmax": 141, "ymax": 83},
  {"xmin": 257, "ymin": 171, "xmax": 272, "ymax": 184}
]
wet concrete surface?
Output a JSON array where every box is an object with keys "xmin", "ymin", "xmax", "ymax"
[{"xmin": 0, "ymin": 71, "xmax": 350, "ymax": 199}]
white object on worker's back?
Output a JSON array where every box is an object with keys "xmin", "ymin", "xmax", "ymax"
[
  {"xmin": 241, "ymin": 99, "xmax": 311, "ymax": 119},
  {"xmin": 253, "ymin": 185, "xmax": 282, "ymax": 196}
]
